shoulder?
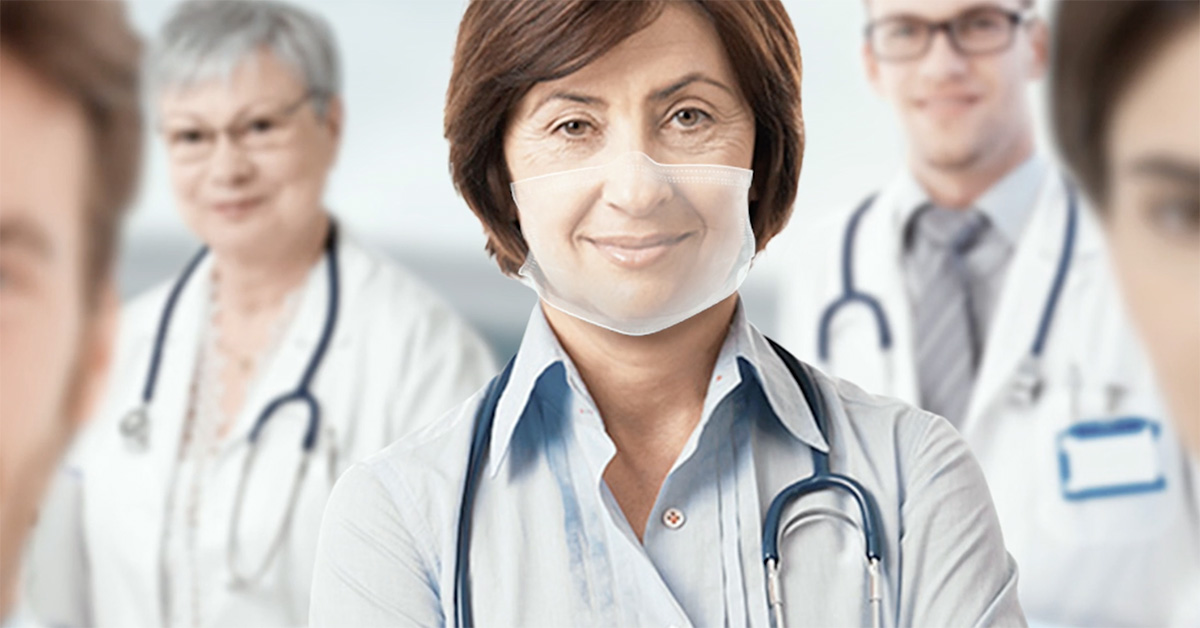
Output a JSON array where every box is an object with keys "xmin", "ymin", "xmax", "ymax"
[
  {"xmin": 313, "ymin": 389, "xmax": 492, "ymax": 624},
  {"xmin": 118, "ymin": 278, "xmax": 177, "ymax": 335},
  {"xmin": 331, "ymin": 385, "xmax": 488, "ymax": 540},
  {"xmin": 104, "ymin": 276, "xmax": 189, "ymax": 385},
  {"xmin": 773, "ymin": 200, "xmax": 858, "ymax": 262},
  {"xmin": 813, "ymin": 368, "xmax": 978, "ymax": 482},
  {"xmin": 338, "ymin": 233, "xmax": 492, "ymax": 357}
]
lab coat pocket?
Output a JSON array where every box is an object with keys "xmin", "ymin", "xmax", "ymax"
[{"xmin": 1034, "ymin": 387, "xmax": 1180, "ymax": 546}]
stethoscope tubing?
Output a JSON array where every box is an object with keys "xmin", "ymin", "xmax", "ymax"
[
  {"xmin": 135, "ymin": 223, "xmax": 340, "ymax": 617},
  {"xmin": 818, "ymin": 180, "xmax": 1079, "ymax": 384},
  {"xmin": 453, "ymin": 341, "xmax": 884, "ymax": 628},
  {"xmin": 818, "ymin": 194, "xmax": 891, "ymax": 362}
]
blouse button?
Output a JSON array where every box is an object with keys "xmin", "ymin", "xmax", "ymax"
[{"xmin": 662, "ymin": 507, "xmax": 686, "ymax": 530}]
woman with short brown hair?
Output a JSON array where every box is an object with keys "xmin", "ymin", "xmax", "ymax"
[{"xmin": 312, "ymin": 2, "xmax": 1022, "ymax": 625}]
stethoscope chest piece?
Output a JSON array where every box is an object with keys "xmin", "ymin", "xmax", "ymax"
[
  {"xmin": 1009, "ymin": 356, "xmax": 1044, "ymax": 407},
  {"xmin": 120, "ymin": 404, "xmax": 151, "ymax": 453}
]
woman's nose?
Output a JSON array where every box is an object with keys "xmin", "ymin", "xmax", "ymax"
[
  {"xmin": 600, "ymin": 153, "xmax": 674, "ymax": 218},
  {"xmin": 207, "ymin": 135, "xmax": 256, "ymax": 186}
]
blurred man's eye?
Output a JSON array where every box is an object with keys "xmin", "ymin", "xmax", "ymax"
[
  {"xmin": 963, "ymin": 13, "xmax": 1004, "ymax": 32},
  {"xmin": 170, "ymin": 129, "xmax": 210, "ymax": 144},
  {"xmin": 0, "ymin": 221, "xmax": 53, "ymax": 301},
  {"xmin": 0, "ymin": 255, "xmax": 38, "ymax": 299},
  {"xmin": 885, "ymin": 20, "xmax": 922, "ymax": 39}
]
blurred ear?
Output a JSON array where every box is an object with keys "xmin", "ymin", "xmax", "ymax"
[
  {"xmin": 322, "ymin": 95, "xmax": 344, "ymax": 141},
  {"xmin": 863, "ymin": 40, "xmax": 884, "ymax": 96},
  {"xmin": 1026, "ymin": 17, "xmax": 1050, "ymax": 81},
  {"xmin": 69, "ymin": 282, "xmax": 118, "ymax": 431},
  {"xmin": 319, "ymin": 96, "xmax": 345, "ymax": 167}
]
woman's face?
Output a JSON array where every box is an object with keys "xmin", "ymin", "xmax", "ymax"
[
  {"xmin": 159, "ymin": 50, "xmax": 341, "ymax": 259},
  {"xmin": 1106, "ymin": 22, "xmax": 1200, "ymax": 454},
  {"xmin": 503, "ymin": 3, "xmax": 756, "ymax": 321}
]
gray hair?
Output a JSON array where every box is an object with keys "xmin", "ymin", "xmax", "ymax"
[{"xmin": 150, "ymin": 0, "xmax": 341, "ymax": 117}]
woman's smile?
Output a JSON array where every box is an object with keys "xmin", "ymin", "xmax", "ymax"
[{"xmin": 583, "ymin": 231, "xmax": 695, "ymax": 269}]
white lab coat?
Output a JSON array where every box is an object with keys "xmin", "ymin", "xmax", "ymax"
[
  {"xmin": 27, "ymin": 227, "xmax": 497, "ymax": 627},
  {"xmin": 776, "ymin": 168, "xmax": 1200, "ymax": 626}
]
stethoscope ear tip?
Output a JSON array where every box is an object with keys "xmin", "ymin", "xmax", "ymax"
[{"xmin": 120, "ymin": 404, "xmax": 151, "ymax": 452}]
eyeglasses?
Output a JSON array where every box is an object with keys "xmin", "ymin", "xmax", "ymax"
[
  {"xmin": 865, "ymin": 6, "xmax": 1031, "ymax": 62},
  {"xmin": 161, "ymin": 91, "xmax": 321, "ymax": 164}
]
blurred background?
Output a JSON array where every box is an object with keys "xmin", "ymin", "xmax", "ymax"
[{"xmin": 118, "ymin": 0, "xmax": 1053, "ymax": 360}]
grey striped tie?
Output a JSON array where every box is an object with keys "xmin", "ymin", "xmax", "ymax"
[{"xmin": 910, "ymin": 206, "xmax": 990, "ymax": 427}]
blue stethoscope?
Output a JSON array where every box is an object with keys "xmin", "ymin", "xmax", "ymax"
[
  {"xmin": 453, "ymin": 340, "xmax": 886, "ymax": 628},
  {"xmin": 817, "ymin": 180, "xmax": 1078, "ymax": 406},
  {"xmin": 117, "ymin": 223, "xmax": 340, "ymax": 590}
]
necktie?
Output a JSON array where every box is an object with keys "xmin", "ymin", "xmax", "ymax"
[{"xmin": 910, "ymin": 206, "xmax": 990, "ymax": 427}]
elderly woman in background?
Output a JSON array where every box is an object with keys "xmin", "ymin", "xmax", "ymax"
[
  {"xmin": 310, "ymin": 1, "xmax": 1022, "ymax": 626},
  {"xmin": 28, "ymin": 1, "xmax": 494, "ymax": 626}
]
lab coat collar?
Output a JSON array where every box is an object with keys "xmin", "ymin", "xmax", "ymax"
[
  {"xmin": 486, "ymin": 306, "xmax": 589, "ymax": 478},
  {"xmin": 891, "ymin": 154, "xmax": 1050, "ymax": 246},
  {"xmin": 485, "ymin": 302, "xmax": 828, "ymax": 478},
  {"xmin": 973, "ymin": 154, "xmax": 1048, "ymax": 244},
  {"xmin": 723, "ymin": 306, "xmax": 829, "ymax": 453}
]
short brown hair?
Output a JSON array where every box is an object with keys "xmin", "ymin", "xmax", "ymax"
[
  {"xmin": 1051, "ymin": 0, "xmax": 1199, "ymax": 209},
  {"xmin": 0, "ymin": 0, "xmax": 143, "ymax": 303},
  {"xmin": 445, "ymin": 0, "xmax": 804, "ymax": 275}
]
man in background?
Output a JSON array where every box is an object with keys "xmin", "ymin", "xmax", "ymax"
[
  {"xmin": 776, "ymin": 0, "xmax": 1195, "ymax": 623},
  {"xmin": 0, "ymin": 1, "xmax": 142, "ymax": 623}
]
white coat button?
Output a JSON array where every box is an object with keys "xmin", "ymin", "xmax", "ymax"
[{"xmin": 662, "ymin": 508, "xmax": 685, "ymax": 529}]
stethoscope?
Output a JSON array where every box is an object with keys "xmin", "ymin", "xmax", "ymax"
[
  {"xmin": 118, "ymin": 223, "xmax": 340, "ymax": 591},
  {"xmin": 453, "ymin": 340, "xmax": 885, "ymax": 628},
  {"xmin": 817, "ymin": 180, "xmax": 1078, "ymax": 407}
]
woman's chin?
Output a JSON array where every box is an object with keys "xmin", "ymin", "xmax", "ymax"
[{"xmin": 202, "ymin": 224, "xmax": 271, "ymax": 260}]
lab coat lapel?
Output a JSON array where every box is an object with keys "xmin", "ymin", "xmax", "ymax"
[
  {"xmin": 149, "ymin": 254, "xmax": 216, "ymax": 489},
  {"xmin": 861, "ymin": 183, "xmax": 919, "ymax": 405},
  {"xmin": 963, "ymin": 173, "xmax": 1075, "ymax": 431}
]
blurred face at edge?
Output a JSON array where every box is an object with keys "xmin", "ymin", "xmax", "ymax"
[
  {"xmin": 1105, "ymin": 21, "xmax": 1200, "ymax": 455},
  {"xmin": 0, "ymin": 49, "xmax": 117, "ymax": 603}
]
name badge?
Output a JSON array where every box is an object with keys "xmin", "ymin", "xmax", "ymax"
[{"xmin": 1057, "ymin": 417, "xmax": 1166, "ymax": 501}]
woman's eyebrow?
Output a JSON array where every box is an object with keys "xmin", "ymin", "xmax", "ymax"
[
  {"xmin": 1127, "ymin": 155, "xmax": 1200, "ymax": 185},
  {"xmin": 650, "ymin": 72, "xmax": 736, "ymax": 102}
]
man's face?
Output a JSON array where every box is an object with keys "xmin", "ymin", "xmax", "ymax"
[
  {"xmin": 863, "ymin": 0, "xmax": 1047, "ymax": 172},
  {"xmin": 0, "ymin": 50, "xmax": 114, "ymax": 567}
]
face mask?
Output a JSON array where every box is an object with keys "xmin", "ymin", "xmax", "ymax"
[{"xmin": 510, "ymin": 152, "xmax": 755, "ymax": 336}]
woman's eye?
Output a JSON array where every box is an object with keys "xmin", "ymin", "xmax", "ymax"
[
  {"xmin": 670, "ymin": 108, "xmax": 711, "ymax": 129},
  {"xmin": 172, "ymin": 129, "xmax": 208, "ymax": 144},
  {"xmin": 555, "ymin": 119, "xmax": 592, "ymax": 138},
  {"xmin": 249, "ymin": 118, "xmax": 276, "ymax": 133},
  {"xmin": 1148, "ymin": 197, "xmax": 1200, "ymax": 242}
]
